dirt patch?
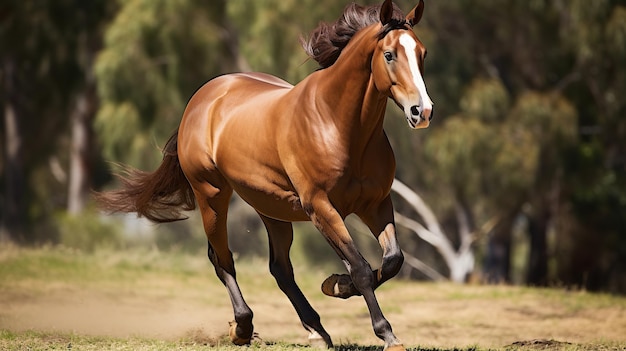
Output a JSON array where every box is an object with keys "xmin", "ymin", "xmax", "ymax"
[
  {"xmin": 508, "ymin": 339, "xmax": 572, "ymax": 350},
  {"xmin": 1, "ymin": 284, "xmax": 231, "ymax": 340},
  {"xmin": 2, "ymin": 252, "xmax": 626, "ymax": 349}
]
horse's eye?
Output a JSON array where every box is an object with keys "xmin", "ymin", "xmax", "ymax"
[{"xmin": 384, "ymin": 52, "xmax": 393, "ymax": 62}]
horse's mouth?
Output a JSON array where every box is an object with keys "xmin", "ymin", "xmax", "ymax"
[
  {"xmin": 398, "ymin": 101, "xmax": 432, "ymax": 129},
  {"xmin": 407, "ymin": 115, "xmax": 429, "ymax": 129}
]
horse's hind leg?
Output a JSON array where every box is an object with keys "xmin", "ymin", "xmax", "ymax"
[
  {"xmin": 259, "ymin": 214, "xmax": 333, "ymax": 348},
  {"xmin": 195, "ymin": 184, "xmax": 255, "ymax": 345}
]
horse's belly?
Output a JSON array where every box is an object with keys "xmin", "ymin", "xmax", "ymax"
[{"xmin": 231, "ymin": 181, "xmax": 309, "ymax": 222}]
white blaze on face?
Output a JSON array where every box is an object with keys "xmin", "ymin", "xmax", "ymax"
[{"xmin": 399, "ymin": 33, "xmax": 432, "ymax": 115}]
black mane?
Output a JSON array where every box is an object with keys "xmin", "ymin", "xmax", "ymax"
[{"xmin": 301, "ymin": 2, "xmax": 405, "ymax": 69}]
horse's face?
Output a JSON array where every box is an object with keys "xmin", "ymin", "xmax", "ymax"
[{"xmin": 373, "ymin": 0, "xmax": 433, "ymax": 129}]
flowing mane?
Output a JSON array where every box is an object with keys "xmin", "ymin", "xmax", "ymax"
[{"xmin": 301, "ymin": 2, "xmax": 405, "ymax": 68}]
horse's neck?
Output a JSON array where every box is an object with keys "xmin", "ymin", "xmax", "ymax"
[{"xmin": 314, "ymin": 26, "xmax": 388, "ymax": 148}]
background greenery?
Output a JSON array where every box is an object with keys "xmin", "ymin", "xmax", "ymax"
[{"xmin": 1, "ymin": 0, "xmax": 625, "ymax": 292}]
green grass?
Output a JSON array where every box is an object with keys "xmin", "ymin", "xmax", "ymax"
[
  {"xmin": 0, "ymin": 330, "xmax": 225, "ymax": 351},
  {"xmin": 1, "ymin": 245, "xmax": 626, "ymax": 351},
  {"xmin": 0, "ymin": 245, "xmax": 207, "ymax": 283},
  {"xmin": 1, "ymin": 330, "xmax": 623, "ymax": 351}
]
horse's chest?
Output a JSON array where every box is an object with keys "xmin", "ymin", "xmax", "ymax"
[
  {"xmin": 329, "ymin": 150, "xmax": 395, "ymax": 216},
  {"xmin": 334, "ymin": 174, "xmax": 391, "ymax": 216}
]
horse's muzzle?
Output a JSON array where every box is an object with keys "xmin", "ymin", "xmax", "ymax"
[{"xmin": 407, "ymin": 104, "xmax": 433, "ymax": 128}]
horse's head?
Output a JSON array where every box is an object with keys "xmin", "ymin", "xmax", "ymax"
[{"xmin": 372, "ymin": 0, "xmax": 433, "ymax": 129}]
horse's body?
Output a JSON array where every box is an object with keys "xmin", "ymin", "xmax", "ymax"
[
  {"xmin": 180, "ymin": 67, "xmax": 396, "ymax": 222},
  {"xmin": 98, "ymin": 1, "xmax": 432, "ymax": 349}
]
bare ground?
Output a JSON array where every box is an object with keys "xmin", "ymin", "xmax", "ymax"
[{"xmin": 1, "ymin": 250, "xmax": 626, "ymax": 349}]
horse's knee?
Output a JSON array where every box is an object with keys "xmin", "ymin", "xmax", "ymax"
[
  {"xmin": 381, "ymin": 250, "xmax": 404, "ymax": 278},
  {"xmin": 350, "ymin": 260, "xmax": 375, "ymax": 292}
]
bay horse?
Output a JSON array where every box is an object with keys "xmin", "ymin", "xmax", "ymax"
[{"xmin": 97, "ymin": 0, "xmax": 433, "ymax": 349}]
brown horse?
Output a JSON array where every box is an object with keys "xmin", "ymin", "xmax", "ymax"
[{"xmin": 97, "ymin": 0, "xmax": 433, "ymax": 349}]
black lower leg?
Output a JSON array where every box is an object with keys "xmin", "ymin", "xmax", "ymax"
[
  {"xmin": 270, "ymin": 260, "xmax": 332, "ymax": 346},
  {"xmin": 207, "ymin": 242, "xmax": 254, "ymax": 342},
  {"xmin": 351, "ymin": 258, "xmax": 400, "ymax": 347}
]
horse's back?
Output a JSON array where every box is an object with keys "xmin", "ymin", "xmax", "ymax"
[
  {"xmin": 178, "ymin": 72, "xmax": 292, "ymax": 155},
  {"xmin": 177, "ymin": 72, "xmax": 306, "ymax": 219}
]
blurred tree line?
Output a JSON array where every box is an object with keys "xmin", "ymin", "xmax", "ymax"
[{"xmin": 1, "ymin": 0, "xmax": 625, "ymax": 293}]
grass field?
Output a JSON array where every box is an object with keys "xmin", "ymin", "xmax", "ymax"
[{"xmin": 1, "ymin": 244, "xmax": 625, "ymax": 350}]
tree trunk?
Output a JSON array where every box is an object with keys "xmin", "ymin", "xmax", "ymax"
[
  {"xmin": 67, "ymin": 88, "xmax": 94, "ymax": 214},
  {"xmin": 392, "ymin": 178, "xmax": 475, "ymax": 283},
  {"xmin": 483, "ymin": 212, "xmax": 516, "ymax": 283},
  {"xmin": 68, "ymin": 27, "xmax": 99, "ymax": 215},
  {"xmin": 526, "ymin": 206, "xmax": 550, "ymax": 286},
  {"xmin": 1, "ymin": 57, "xmax": 25, "ymax": 242}
]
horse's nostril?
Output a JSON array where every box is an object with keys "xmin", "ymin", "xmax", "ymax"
[
  {"xmin": 429, "ymin": 108, "xmax": 434, "ymax": 121},
  {"xmin": 410, "ymin": 105, "xmax": 419, "ymax": 116}
]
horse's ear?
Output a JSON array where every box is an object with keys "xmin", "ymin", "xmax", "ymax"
[
  {"xmin": 380, "ymin": 0, "xmax": 394, "ymax": 25},
  {"xmin": 406, "ymin": 0, "xmax": 424, "ymax": 27}
]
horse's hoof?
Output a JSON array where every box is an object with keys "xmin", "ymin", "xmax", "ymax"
[
  {"xmin": 384, "ymin": 344, "xmax": 406, "ymax": 351},
  {"xmin": 308, "ymin": 331, "xmax": 328, "ymax": 349},
  {"xmin": 321, "ymin": 273, "xmax": 360, "ymax": 299},
  {"xmin": 228, "ymin": 321, "xmax": 252, "ymax": 345}
]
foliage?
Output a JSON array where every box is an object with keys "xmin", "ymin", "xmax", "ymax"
[
  {"xmin": 0, "ymin": 0, "xmax": 115, "ymax": 241},
  {"xmin": 94, "ymin": 0, "xmax": 234, "ymax": 169},
  {"xmin": 56, "ymin": 210, "xmax": 122, "ymax": 252},
  {"xmin": 402, "ymin": 0, "xmax": 626, "ymax": 289},
  {"xmin": 2, "ymin": 0, "xmax": 626, "ymax": 292}
]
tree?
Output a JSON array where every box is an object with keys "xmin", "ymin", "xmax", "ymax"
[
  {"xmin": 68, "ymin": 2, "xmax": 116, "ymax": 215},
  {"xmin": 1, "ymin": 55, "xmax": 23, "ymax": 242},
  {"xmin": 392, "ymin": 178, "xmax": 476, "ymax": 282},
  {"xmin": 556, "ymin": 1, "xmax": 626, "ymax": 292},
  {"xmin": 95, "ymin": 0, "xmax": 244, "ymax": 170},
  {"xmin": 1, "ymin": 0, "xmax": 113, "ymax": 241},
  {"xmin": 399, "ymin": 0, "xmax": 623, "ymax": 290}
]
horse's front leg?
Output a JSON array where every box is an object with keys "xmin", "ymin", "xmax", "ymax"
[
  {"xmin": 362, "ymin": 195, "xmax": 404, "ymax": 285},
  {"xmin": 306, "ymin": 195, "xmax": 403, "ymax": 350},
  {"xmin": 321, "ymin": 195, "xmax": 403, "ymax": 298}
]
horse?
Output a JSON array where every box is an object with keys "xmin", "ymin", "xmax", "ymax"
[{"xmin": 97, "ymin": 0, "xmax": 433, "ymax": 349}]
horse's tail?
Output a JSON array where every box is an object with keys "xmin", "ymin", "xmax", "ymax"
[{"xmin": 95, "ymin": 129, "xmax": 196, "ymax": 223}]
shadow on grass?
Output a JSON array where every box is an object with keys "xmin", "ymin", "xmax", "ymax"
[
  {"xmin": 184, "ymin": 331, "xmax": 479, "ymax": 351},
  {"xmin": 258, "ymin": 342, "xmax": 479, "ymax": 351},
  {"xmin": 335, "ymin": 346, "xmax": 479, "ymax": 351},
  {"xmin": 183, "ymin": 331, "xmax": 578, "ymax": 351}
]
